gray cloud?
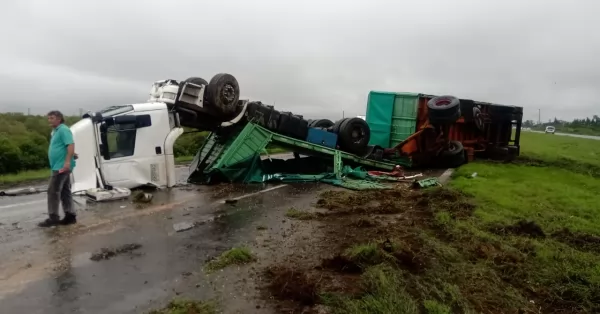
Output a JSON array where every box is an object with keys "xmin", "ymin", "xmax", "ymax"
[{"xmin": 1, "ymin": 0, "xmax": 599, "ymax": 121}]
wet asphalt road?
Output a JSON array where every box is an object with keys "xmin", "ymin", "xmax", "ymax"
[
  {"xmin": 0, "ymin": 158, "xmax": 326, "ymax": 314},
  {"xmin": 526, "ymin": 130, "xmax": 600, "ymax": 140}
]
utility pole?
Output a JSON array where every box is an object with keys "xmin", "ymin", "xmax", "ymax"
[
  {"xmin": 342, "ymin": 111, "xmax": 345, "ymax": 118},
  {"xmin": 538, "ymin": 109, "xmax": 541, "ymax": 125},
  {"xmin": 27, "ymin": 108, "xmax": 30, "ymax": 115}
]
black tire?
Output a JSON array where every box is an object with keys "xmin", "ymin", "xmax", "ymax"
[
  {"xmin": 440, "ymin": 140, "xmax": 465, "ymax": 168},
  {"xmin": 311, "ymin": 119, "xmax": 334, "ymax": 128},
  {"xmin": 206, "ymin": 73, "xmax": 240, "ymax": 118},
  {"xmin": 338, "ymin": 117, "xmax": 371, "ymax": 155},
  {"xmin": 331, "ymin": 118, "xmax": 347, "ymax": 134},
  {"xmin": 427, "ymin": 96, "xmax": 461, "ymax": 124}
]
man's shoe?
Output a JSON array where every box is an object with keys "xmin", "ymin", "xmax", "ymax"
[
  {"xmin": 38, "ymin": 217, "xmax": 60, "ymax": 227},
  {"xmin": 60, "ymin": 213, "xmax": 77, "ymax": 225}
]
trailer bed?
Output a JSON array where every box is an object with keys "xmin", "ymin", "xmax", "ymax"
[{"xmin": 188, "ymin": 122, "xmax": 405, "ymax": 184}]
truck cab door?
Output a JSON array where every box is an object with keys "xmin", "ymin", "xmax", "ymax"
[{"xmin": 98, "ymin": 112, "xmax": 169, "ymax": 189}]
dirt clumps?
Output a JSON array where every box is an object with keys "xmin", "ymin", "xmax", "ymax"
[
  {"xmin": 414, "ymin": 188, "xmax": 476, "ymax": 219},
  {"xmin": 490, "ymin": 220, "xmax": 546, "ymax": 238},
  {"xmin": 315, "ymin": 188, "xmax": 413, "ymax": 215},
  {"xmin": 349, "ymin": 217, "xmax": 378, "ymax": 228},
  {"xmin": 265, "ymin": 266, "xmax": 319, "ymax": 306},
  {"xmin": 90, "ymin": 243, "xmax": 142, "ymax": 261},
  {"xmin": 552, "ymin": 228, "xmax": 600, "ymax": 253},
  {"xmin": 321, "ymin": 255, "xmax": 362, "ymax": 274}
]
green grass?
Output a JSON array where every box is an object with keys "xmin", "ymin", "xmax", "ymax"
[
  {"xmin": 285, "ymin": 208, "xmax": 319, "ymax": 220},
  {"xmin": 520, "ymin": 131, "xmax": 600, "ymax": 168},
  {"xmin": 0, "ymin": 168, "xmax": 49, "ymax": 187},
  {"xmin": 205, "ymin": 247, "xmax": 255, "ymax": 272},
  {"xmin": 313, "ymin": 133, "xmax": 600, "ymax": 313},
  {"xmin": 175, "ymin": 155, "xmax": 194, "ymax": 164},
  {"xmin": 324, "ymin": 265, "xmax": 419, "ymax": 314},
  {"xmin": 148, "ymin": 299, "xmax": 218, "ymax": 314}
]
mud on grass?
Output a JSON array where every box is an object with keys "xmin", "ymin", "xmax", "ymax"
[{"xmin": 264, "ymin": 184, "xmax": 600, "ymax": 314}]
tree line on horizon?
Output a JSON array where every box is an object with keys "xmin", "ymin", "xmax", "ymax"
[{"xmin": 0, "ymin": 113, "xmax": 205, "ymax": 175}]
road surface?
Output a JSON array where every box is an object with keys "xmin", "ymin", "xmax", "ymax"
[
  {"xmin": 0, "ymin": 156, "xmax": 329, "ymax": 314},
  {"xmin": 526, "ymin": 130, "xmax": 600, "ymax": 141}
]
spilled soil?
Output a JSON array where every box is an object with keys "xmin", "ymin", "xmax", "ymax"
[
  {"xmin": 90, "ymin": 243, "xmax": 143, "ymax": 261},
  {"xmin": 489, "ymin": 220, "xmax": 546, "ymax": 238},
  {"xmin": 255, "ymin": 184, "xmax": 600, "ymax": 314},
  {"xmin": 552, "ymin": 228, "xmax": 600, "ymax": 254}
]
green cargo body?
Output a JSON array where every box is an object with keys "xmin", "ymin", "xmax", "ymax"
[
  {"xmin": 366, "ymin": 91, "xmax": 419, "ymax": 148},
  {"xmin": 188, "ymin": 122, "xmax": 405, "ymax": 184}
]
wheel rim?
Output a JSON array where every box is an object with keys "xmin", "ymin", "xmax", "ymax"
[
  {"xmin": 220, "ymin": 84, "xmax": 236, "ymax": 103},
  {"xmin": 350, "ymin": 126, "xmax": 364, "ymax": 144},
  {"xmin": 435, "ymin": 99, "xmax": 451, "ymax": 106}
]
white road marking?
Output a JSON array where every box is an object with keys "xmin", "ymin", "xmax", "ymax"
[
  {"xmin": 0, "ymin": 200, "xmax": 45, "ymax": 210},
  {"xmin": 217, "ymin": 184, "xmax": 288, "ymax": 204}
]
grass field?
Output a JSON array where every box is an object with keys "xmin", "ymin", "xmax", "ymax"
[
  {"xmin": 0, "ymin": 168, "xmax": 49, "ymax": 187},
  {"xmin": 265, "ymin": 131, "xmax": 600, "ymax": 314}
]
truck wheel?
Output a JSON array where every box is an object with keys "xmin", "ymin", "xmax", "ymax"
[
  {"xmin": 331, "ymin": 118, "xmax": 348, "ymax": 133},
  {"xmin": 206, "ymin": 73, "xmax": 240, "ymax": 118},
  {"xmin": 440, "ymin": 140, "xmax": 465, "ymax": 168},
  {"xmin": 427, "ymin": 96, "xmax": 461, "ymax": 124},
  {"xmin": 338, "ymin": 117, "xmax": 371, "ymax": 155},
  {"xmin": 310, "ymin": 119, "xmax": 334, "ymax": 128}
]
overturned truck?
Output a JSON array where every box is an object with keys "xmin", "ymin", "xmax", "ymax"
[{"xmin": 67, "ymin": 73, "xmax": 523, "ymax": 194}]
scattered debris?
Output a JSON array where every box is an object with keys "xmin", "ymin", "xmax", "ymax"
[
  {"xmin": 90, "ymin": 243, "xmax": 142, "ymax": 261},
  {"xmin": 413, "ymin": 177, "xmax": 442, "ymax": 189},
  {"xmin": 256, "ymin": 225, "xmax": 268, "ymax": 230},
  {"xmin": 224, "ymin": 199, "xmax": 238, "ymax": 205},
  {"xmin": 0, "ymin": 187, "xmax": 40, "ymax": 196},
  {"xmin": 173, "ymin": 221, "xmax": 196, "ymax": 232},
  {"xmin": 132, "ymin": 191, "xmax": 153, "ymax": 203}
]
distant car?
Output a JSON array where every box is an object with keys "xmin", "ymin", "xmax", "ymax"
[{"xmin": 545, "ymin": 126, "xmax": 556, "ymax": 134}]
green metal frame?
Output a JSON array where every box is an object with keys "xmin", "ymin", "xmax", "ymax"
[{"xmin": 192, "ymin": 122, "xmax": 406, "ymax": 179}]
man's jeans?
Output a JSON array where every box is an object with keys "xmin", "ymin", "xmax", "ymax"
[{"xmin": 47, "ymin": 170, "xmax": 75, "ymax": 219}]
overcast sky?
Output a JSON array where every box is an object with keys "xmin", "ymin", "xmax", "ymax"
[{"xmin": 1, "ymin": 0, "xmax": 598, "ymax": 122}]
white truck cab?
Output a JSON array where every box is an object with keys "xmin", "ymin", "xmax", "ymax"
[{"xmin": 69, "ymin": 74, "xmax": 245, "ymax": 194}]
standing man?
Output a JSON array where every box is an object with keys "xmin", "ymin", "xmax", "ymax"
[{"xmin": 38, "ymin": 110, "xmax": 77, "ymax": 227}]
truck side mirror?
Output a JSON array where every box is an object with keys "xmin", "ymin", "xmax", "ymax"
[{"xmin": 99, "ymin": 123, "xmax": 111, "ymax": 160}]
